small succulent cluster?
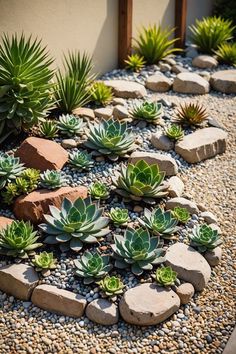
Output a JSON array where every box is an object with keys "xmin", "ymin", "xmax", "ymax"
[
  {"xmin": 39, "ymin": 120, "xmax": 58, "ymax": 139},
  {"xmin": 154, "ymin": 266, "xmax": 178, "ymax": 287},
  {"xmin": 172, "ymin": 207, "xmax": 191, "ymax": 224},
  {"xmin": 124, "ymin": 54, "xmax": 146, "ymax": 72},
  {"xmin": 189, "ymin": 224, "xmax": 222, "ymax": 252},
  {"xmin": 175, "ymin": 103, "xmax": 208, "ymax": 126},
  {"xmin": 69, "ymin": 150, "xmax": 94, "ymax": 171},
  {"xmin": 0, "ymin": 154, "xmax": 25, "ymax": 189},
  {"xmin": 97, "ymin": 276, "xmax": 125, "ymax": 298},
  {"xmin": 108, "ymin": 207, "xmax": 129, "ymax": 226},
  {"xmin": 33, "ymin": 251, "xmax": 57, "ymax": 272},
  {"xmin": 130, "ymin": 102, "xmax": 162, "ymax": 124},
  {"xmin": 89, "ymin": 182, "xmax": 109, "ymax": 200},
  {"xmin": 57, "ymin": 114, "xmax": 84, "ymax": 136},
  {"xmin": 90, "ymin": 82, "xmax": 113, "ymax": 106},
  {"xmin": 40, "ymin": 170, "xmax": 67, "ymax": 189},
  {"xmin": 165, "ymin": 124, "xmax": 184, "ymax": 140}
]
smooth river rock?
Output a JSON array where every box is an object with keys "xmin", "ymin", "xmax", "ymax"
[
  {"xmin": 173, "ymin": 73, "xmax": 210, "ymax": 94},
  {"xmin": 86, "ymin": 299, "xmax": 119, "ymax": 325},
  {"xmin": 210, "ymin": 70, "xmax": 236, "ymax": 94},
  {"xmin": 104, "ymin": 80, "xmax": 147, "ymax": 98}
]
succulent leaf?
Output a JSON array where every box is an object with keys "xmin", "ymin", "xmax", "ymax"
[
  {"xmin": 130, "ymin": 102, "xmax": 162, "ymax": 123},
  {"xmin": 189, "ymin": 224, "xmax": 222, "ymax": 252},
  {"xmin": 89, "ymin": 82, "xmax": 113, "ymax": 106},
  {"xmin": 97, "ymin": 276, "xmax": 125, "ymax": 296},
  {"xmin": 155, "ymin": 266, "xmax": 178, "ymax": 286},
  {"xmin": 0, "ymin": 154, "xmax": 25, "ymax": 189},
  {"xmin": 69, "ymin": 150, "xmax": 94, "ymax": 171},
  {"xmin": 108, "ymin": 207, "xmax": 129, "ymax": 225},
  {"xmin": 33, "ymin": 251, "xmax": 56, "ymax": 271},
  {"xmin": 165, "ymin": 124, "xmax": 184, "ymax": 140},
  {"xmin": 124, "ymin": 54, "xmax": 146, "ymax": 72},
  {"xmin": 171, "ymin": 207, "xmax": 190, "ymax": 224},
  {"xmin": 57, "ymin": 114, "xmax": 85, "ymax": 136},
  {"xmin": 39, "ymin": 120, "xmax": 58, "ymax": 139},
  {"xmin": 40, "ymin": 170, "xmax": 67, "ymax": 189},
  {"xmin": 89, "ymin": 182, "xmax": 109, "ymax": 200}
]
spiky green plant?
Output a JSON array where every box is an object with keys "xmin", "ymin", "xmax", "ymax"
[
  {"xmin": 40, "ymin": 170, "xmax": 67, "ymax": 189},
  {"xmin": 57, "ymin": 114, "xmax": 84, "ymax": 136},
  {"xmin": 33, "ymin": 251, "xmax": 57, "ymax": 271},
  {"xmin": 154, "ymin": 266, "xmax": 178, "ymax": 287},
  {"xmin": 134, "ymin": 24, "xmax": 181, "ymax": 64},
  {"xmin": 138, "ymin": 207, "xmax": 178, "ymax": 239},
  {"xmin": 63, "ymin": 51, "xmax": 96, "ymax": 84},
  {"xmin": 108, "ymin": 207, "xmax": 129, "ymax": 225},
  {"xmin": 112, "ymin": 228, "xmax": 165, "ymax": 275},
  {"xmin": 39, "ymin": 120, "xmax": 58, "ymax": 139},
  {"xmin": 165, "ymin": 124, "xmax": 184, "ymax": 140},
  {"xmin": 1, "ymin": 183, "xmax": 18, "ymax": 204},
  {"xmin": 68, "ymin": 150, "xmax": 94, "ymax": 171},
  {"xmin": 215, "ymin": 42, "xmax": 236, "ymax": 66},
  {"xmin": 0, "ymin": 154, "xmax": 25, "ymax": 189},
  {"xmin": 189, "ymin": 16, "xmax": 235, "ymax": 54},
  {"xmin": 39, "ymin": 196, "xmax": 110, "ymax": 252},
  {"xmin": 85, "ymin": 118, "xmax": 135, "ymax": 160},
  {"xmin": 174, "ymin": 103, "xmax": 208, "ymax": 126},
  {"xmin": 0, "ymin": 33, "xmax": 54, "ymax": 143},
  {"xmin": 0, "ymin": 220, "xmax": 42, "ymax": 258},
  {"xmin": 97, "ymin": 276, "xmax": 125, "ymax": 297},
  {"xmin": 172, "ymin": 206, "xmax": 190, "ymax": 224},
  {"xmin": 124, "ymin": 54, "xmax": 146, "ymax": 72},
  {"xmin": 112, "ymin": 160, "xmax": 168, "ymax": 202},
  {"xmin": 89, "ymin": 182, "xmax": 109, "ymax": 200},
  {"xmin": 20, "ymin": 168, "xmax": 40, "ymax": 191},
  {"xmin": 130, "ymin": 102, "xmax": 162, "ymax": 123},
  {"xmin": 90, "ymin": 82, "xmax": 113, "ymax": 106},
  {"xmin": 189, "ymin": 224, "xmax": 222, "ymax": 252},
  {"xmin": 74, "ymin": 251, "xmax": 112, "ymax": 284}
]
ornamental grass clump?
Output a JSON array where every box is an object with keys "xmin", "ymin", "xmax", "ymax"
[
  {"xmin": 57, "ymin": 114, "xmax": 84, "ymax": 136},
  {"xmin": 124, "ymin": 54, "xmax": 146, "ymax": 72},
  {"xmin": 0, "ymin": 220, "xmax": 42, "ymax": 258},
  {"xmin": 89, "ymin": 82, "xmax": 113, "ymax": 106},
  {"xmin": 33, "ymin": 251, "xmax": 56, "ymax": 272},
  {"xmin": 68, "ymin": 150, "xmax": 94, "ymax": 171},
  {"xmin": 189, "ymin": 224, "xmax": 222, "ymax": 252},
  {"xmin": 89, "ymin": 182, "xmax": 109, "ymax": 200},
  {"xmin": 39, "ymin": 196, "xmax": 110, "ymax": 252},
  {"xmin": 165, "ymin": 124, "xmax": 184, "ymax": 140},
  {"xmin": 174, "ymin": 103, "xmax": 208, "ymax": 126},
  {"xmin": 154, "ymin": 266, "xmax": 178, "ymax": 287},
  {"xmin": 130, "ymin": 102, "xmax": 162, "ymax": 124},
  {"xmin": 39, "ymin": 120, "xmax": 58, "ymax": 139},
  {"xmin": 74, "ymin": 251, "xmax": 112, "ymax": 284},
  {"xmin": 108, "ymin": 207, "xmax": 129, "ymax": 226},
  {"xmin": 172, "ymin": 206, "xmax": 191, "ymax": 224},
  {"xmin": 97, "ymin": 276, "xmax": 125, "ymax": 297},
  {"xmin": 112, "ymin": 228, "xmax": 165, "ymax": 275},
  {"xmin": 0, "ymin": 154, "xmax": 25, "ymax": 189},
  {"xmin": 215, "ymin": 42, "xmax": 236, "ymax": 66},
  {"xmin": 40, "ymin": 170, "xmax": 67, "ymax": 189}
]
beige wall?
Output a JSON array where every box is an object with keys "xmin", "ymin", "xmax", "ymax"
[
  {"xmin": 186, "ymin": 0, "xmax": 213, "ymax": 37},
  {"xmin": 0, "ymin": 0, "xmax": 118, "ymax": 74}
]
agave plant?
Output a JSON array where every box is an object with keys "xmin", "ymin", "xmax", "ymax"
[
  {"xmin": 108, "ymin": 207, "xmax": 129, "ymax": 226},
  {"xmin": 130, "ymin": 102, "xmax": 162, "ymax": 123},
  {"xmin": 39, "ymin": 120, "xmax": 58, "ymax": 139},
  {"xmin": 138, "ymin": 207, "xmax": 179, "ymax": 239},
  {"xmin": 39, "ymin": 196, "xmax": 110, "ymax": 252},
  {"xmin": 154, "ymin": 266, "xmax": 178, "ymax": 287},
  {"xmin": 64, "ymin": 51, "xmax": 96, "ymax": 84},
  {"xmin": 0, "ymin": 33, "xmax": 54, "ymax": 143},
  {"xmin": 174, "ymin": 103, "xmax": 208, "ymax": 126},
  {"xmin": 57, "ymin": 114, "xmax": 84, "ymax": 136},
  {"xmin": 90, "ymin": 82, "xmax": 113, "ymax": 106},
  {"xmin": 85, "ymin": 118, "xmax": 135, "ymax": 160},
  {"xmin": 0, "ymin": 154, "xmax": 25, "ymax": 189},
  {"xmin": 165, "ymin": 124, "xmax": 184, "ymax": 141},
  {"xmin": 33, "ymin": 251, "xmax": 57, "ymax": 271},
  {"xmin": 189, "ymin": 16, "xmax": 235, "ymax": 54},
  {"xmin": 40, "ymin": 170, "xmax": 67, "ymax": 189},
  {"xmin": 189, "ymin": 224, "xmax": 222, "ymax": 252},
  {"xmin": 112, "ymin": 228, "xmax": 165, "ymax": 275},
  {"xmin": 124, "ymin": 54, "xmax": 146, "ymax": 72},
  {"xmin": 68, "ymin": 150, "xmax": 94, "ymax": 171},
  {"xmin": 97, "ymin": 276, "xmax": 125, "ymax": 297},
  {"xmin": 74, "ymin": 251, "xmax": 112, "ymax": 284},
  {"xmin": 215, "ymin": 42, "xmax": 236, "ymax": 66},
  {"xmin": 89, "ymin": 182, "xmax": 109, "ymax": 200},
  {"xmin": 112, "ymin": 160, "xmax": 168, "ymax": 202},
  {"xmin": 172, "ymin": 206, "xmax": 190, "ymax": 224},
  {"xmin": 0, "ymin": 220, "xmax": 42, "ymax": 258},
  {"xmin": 134, "ymin": 24, "xmax": 181, "ymax": 64}
]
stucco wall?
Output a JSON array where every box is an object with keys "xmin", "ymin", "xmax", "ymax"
[{"xmin": 186, "ymin": 0, "xmax": 214, "ymax": 38}]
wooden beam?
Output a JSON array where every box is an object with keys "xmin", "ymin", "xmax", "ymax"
[
  {"xmin": 175, "ymin": 0, "xmax": 187, "ymax": 48},
  {"xmin": 118, "ymin": 0, "xmax": 133, "ymax": 68}
]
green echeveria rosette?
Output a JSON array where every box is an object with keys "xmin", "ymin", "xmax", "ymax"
[
  {"xmin": 165, "ymin": 124, "xmax": 184, "ymax": 140},
  {"xmin": 57, "ymin": 114, "xmax": 85, "ymax": 136},
  {"xmin": 171, "ymin": 206, "xmax": 191, "ymax": 224},
  {"xmin": 33, "ymin": 251, "xmax": 57, "ymax": 272},
  {"xmin": 0, "ymin": 154, "xmax": 25, "ymax": 189},
  {"xmin": 39, "ymin": 120, "xmax": 58, "ymax": 139},
  {"xmin": 109, "ymin": 207, "xmax": 129, "ymax": 226},
  {"xmin": 97, "ymin": 276, "xmax": 125, "ymax": 297},
  {"xmin": 130, "ymin": 102, "xmax": 162, "ymax": 123},
  {"xmin": 89, "ymin": 182, "xmax": 109, "ymax": 200},
  {"xmin": 154, "ymin": 266, "xmax": 178, "ymax": 287},
  {"xmin": 69, "ymin": 150, "xmax": 94, "ymax": 171},
  {"xmin": 189, "ymin": 224, "xmax": 222, "ymax": 253},
  {"xmin": 40, "ymin": 170, "xmax": 67, "ymax": 189}
]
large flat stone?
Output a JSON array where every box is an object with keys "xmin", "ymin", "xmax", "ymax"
[
  {"xmin": 86, "ymin": 299, "xmax": 119, "ymax": 325},
  {"xmin": 0, "ymin": 216, "xmax": 14, "ymax": 230},
  {"xmin": 173, "ymin": 73, "xmax": 210, "ymax": 94},
  {"xmin": 165, "ymin": 197, "xmax": 199, "ymax": 214},
  {"xmin": 165, "ymin": 243, "xmax": 211, "ymax": 291},
  {"xmin": 72, "ymin": 107, "xmax": 95, "ymax": 119},
  {"xmin": 119, "ymin": 283, "xmax": 180, "ymax": 325},
  {"xmin": 175, "ymin": 127, "xmax": 227, "ymax": 163},
  {"xmin": 31, "ymin": 285, "xmax": 86, "ymax": 317},
  {"xmin": 145, "ymin": 73, "xmax": 172, "ymax": 92},
  {"xmin": 210, "ymin": 70, "xmax": 236, "ymax": 94},
  {"xmin": 104, "ymin": 80, "xmax": 147, "ymax": 98},
  {"xmin": 192, "ymin": 55, "xmax": 218, "ymax": 69},
  {"xmin": 0, "ymin": 264, "xmax": 39, "ymax": 300}
]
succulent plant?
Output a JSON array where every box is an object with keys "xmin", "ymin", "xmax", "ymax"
[
  {"xmin": 39, "ymin": 196, "xmax": 110, "ymax": 252},
  {"xmin": 89, "ymin": 182, "xmax": 109, "ymax": 200},
  {"xmin": 68, "ymin": 150, "xmax": 94, "ymax": 171},
  {"xmin": 0, "ymin": 154, "xmax": 25, "ymax": 189},
  {"xmin": 39, "ymin": 120, "xmax": 58, "ymax": 139},
  {"xmin": 215, "ymin": 42, "xmax": 236, "ymax": 66},
  {"xmin": 33, "ymin": 251, "xmax": 57, "ymax": 271},
  {"xmin": 97, "ymin": 276, "xmax": 125, "ymax": 297},
  {"xmin": 20, "ymin": 168, "xmax": 40, "ymax": 191},
  {"xmin": 130, "ymin": 102, "xmax": 162, "ymax": 123},
  {"xmin": 189, "ymin": 224, "xmax": 222, "ymax": 252},
  {"xmin": 74, "ymin": 251, "xmax": 112, "ymax": 284},
  {"xmin": 124, "ymin": 53, "xmax": 146, "ymax": 72},
  {"xmin": 1, "ymin": 183, "xmax": 19, "ymax": 204},
  {"xmin": 40, "ymin": 170, "xmax": 67, "ymax": 189},
  {"xmin": 90, "ymin": 82, "xmax": 113, "ymax": 106},
  {"xmin": 175, "ymin": 103, "xmax": 208, "ymax": 126},
  {"xmin": 112, "ymin": 228, "xmax": 165, "ymax": 275},
  {"xmin": 165, "ymin": 124, "xmax": 184, "ymax": 140},
  {"xmin": 108, "ymin": 207, "xmax": 129, "ymax": 225},
  {"xmin": 0, "ymin": 220, "xmax": 42, "ymax": 258},
  {"xmin": 154, "ymin": 266, "xmax": 178, "ymax": 287},
  {"xmin": 85, "ymin": 118, "xmax": 135, "ymax": 160},
  {"xmin": 112, "ymin": 160, "xmax": 168, "ymax": 202},
  {"xmin": 138, "ymin": 207, "xmax": 179, "ymax": 239},
  {"xmin": 172, "ymin": 206, "xmax": 190, "ymax": 224},
  {"xmin": 57, "ymin": 114, "xmax": 84, "ymax": 136}
]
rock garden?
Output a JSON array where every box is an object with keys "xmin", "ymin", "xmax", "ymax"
[{"xmin": 0, "ymin": 15, "xmax": 235, "ymax": 354}]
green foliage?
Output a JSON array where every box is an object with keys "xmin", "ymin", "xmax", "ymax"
[
  {"xmin": 90, "ymin": 82, "xmax": 113, "ymax": 106},
  {"xmin": 108, "ymin": 207, "xmax": 129, "ymax": 225},
  {"xmin": 124, "ymin": 54, "xmax": 146, "ymax": 72},
  {"xmin": 112, "ymin": 228, "xmax": 165, "ymax": 275},
  {"xmin": 165, "ymin": 124, "xmax": 184, "ymax": 140},
  {"xmin": 155, "ymin": 266, "xmax": 177, "ymax": 287},
  {"xmin": 175, "ymin": 103, "xmax": 208, "ymax": 126},
  {"xmin": 189, "ymin": 16, "xmax": 235, "ymax": 54},
  {"xmin": 39, "ymin": 120, "xmax": 58, "ymax": 139},
  {"xmin": 63, "ymin": 51, "xmax": 96, "ymax": 83},
  {"xmin": 74, "ymin": 251, "xmax": 112, "ymax": 284},
  {"xmin": 0, "ymin": 154, "xmax": 25, "ymax": 189},
  {"xmin": 39, "ymin": 196, "xmax": 110, "ymax": 252},
  {"xmin": 139, "ymin": 207, "xmax": 178, "ymax": 239},
  {"xmin": 172, "ymin": 206, "xmax": 190, "ymax": 224},
  {"xmin": 0, "ymin": 220, "xmax": 42, "ymax": 258},
  {"xmin": 68, "ymin": 150, "xmax": 94, "ymax": 171},
  {"xmin": 89, "ymin": 182, "xmax": 109, "ymax": 200},
  {"xmin": 112, "ymin": 160, "xmax": 168, "ymax": 202},
  {"xmin": 189, "ymin": 224, "xmax": 222, "ymax": 252},
  {"xmin": 213, "ymin": 0, "xmax": 236, "ymax": 38},
  {"xmin": 215, "ymin": 42, "xmax": 236, "ymax": 66},
  {"xmin": 134, "ymin": 24, "xmax": 181, "ymax": 64},
  {"xmin": 130, "ymin": 102, "xmax": 162, "ymax": 123},
  {"xmin": 57, "ymin": 114, "xmax": 84, "ymax": 136},
  {"xmin": 85, "ymin": 118, "xmax": 135, "ymax": 160},
  {"xmin": 40, "ymin": 170, "xmax": 66, "ymax": 190},
  {"xmin": 97, "ymin": 276, "xmax": 125, "ymax": 297},
  {"xmin": 33, "ymin": 251, "xmax": 56, "ymax": 271},
  {"xmin": 0, "ymin": 33, "xmax": 54, "ymax": 142}
]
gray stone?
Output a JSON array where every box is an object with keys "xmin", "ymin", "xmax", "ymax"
[
  {"xmin": 61, "ymin": 139, "xmax": 77, "ymax": 149},
  {"xmin": 85, "ymin": 299, "xmax": 119, "ymax": 325},
  {"xmin": 176, "ymin": 283, "xmax": 195, "ymax": 304},
  {"xmin": 151, "ymin": 132, "xmax": 174, "ymax": 151},
  {"xmin": 104, "ymin": 80, "xmax": 147, "ymax": 98},
  {"xmin": 186, "ymin": 45, "xmax": 199, "ymax": 58},
  {"xmin": 210, "ymin": 70, "xmax": 236, "ymax": 94},
  {"xmin": 192, "ymin": 55, "xmax": 218, "ymax": 69},
  {"xmin": 173, "ymin": 73, "xmax": 210, "ymax": 94},
  {"xmin": 168, "ymin": 176, "xmax": 184, "ymax": 197},
  {"xmin": 159, "ymin": 62, "xmax": 171, "ymax": 72},
  {"xmin": 166, "ymin": 197, "xmax": 199, "ymax": 214},
  {"xmin": 145, "ymin": 73, "xmax": 172, "ymax": 92},
  {"xmin": 94, "ymin": 107, "xmax": 113, "ymax": 119},
  {"xmin": 113, "ymin": 105, "xmax": 129, "ymax": 120},
  {"xmin": 204, "ymin": 247, "xmax": 222, "ymax": 266},
  {"xmin": 171, "ymin": 65, "xmax": 189, "ymax": 74},
  {"xmin": 200, "ymin": 211, "xmax": 218, "ymax": 224},
  {"xmin": 163, "ymin": 57, "xmax": 176, "ymax": 66},
  {"xmin": 112, "ymin": 97, "xmax": 126, "ymax": 106}
]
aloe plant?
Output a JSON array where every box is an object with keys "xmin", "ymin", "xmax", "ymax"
[
  {"xmin": 189, "ymin": 224, "xmax": 222, "ymax": 252},
  {"xmin": 0, "ymin": 154, "xmax": 25, "ymax": 189},
  {"xmin": 130, "ymin": 102, "xmax": 162, "ymax": 123},
  {"xmin": 40, "ymin": 170, "xmax": 67, "ymax": 189},
  {"xmin": 108, "ymin": 207, "xmax": 129, "ymax": 225},
  {"xmin": 57, "ymin": 114, "xmax": 84, "ymax": 136},
  {"xmin": 97, "ymin": 276, "xmax": 125, "ymax": 297},
  {"xmin": 39, "ymin": 120, "xmax": 58, "ymax": 139},
  {"xmin": 89, "ymin": 182, "xmax": 109, "ymax": 200},
  {"xmin": 90, "ymin": 82, "xmax": 113, "ymax": 106},
  {"xmin": 165, "ymin": 124, "xmax": 184, "ymax": 140},
  {"xmin": 33, "ymin": 251, "xmax": 57, "ymax": 271},
  {"xmin": 69, "ymin": 150, "xmax": 94, "ymax": 171},
  {"xmin": 172, "ymin": 206, "xmax": 190, "ymax": 224},
  {"xmin": 154, "ymin": 266, "xmax": 178, "ymax": 287},
  {"xmin": 124, "ymin": 54, "xmax": 146, "ymax": 72},
  {"xmin": 39, "ymin": 196, "xmax": 110, "ymax": 252}
]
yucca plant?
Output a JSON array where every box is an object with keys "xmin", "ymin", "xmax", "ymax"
[
  {"xmin": 189, "ymin": 224, "xmax": 222, "ymax": 253},
  {"xmin": 57, "ymin": 114, "xmax": 84, "ymax": 136},
  {"xmin": 154, "ymin": 266, "xmax": 178, "ymax": 287},
  {"xmin": 68, "ymin": 150, "xmax": 94, "ymax": 171},
  {"xmin": 85, "ymin": 118, "xmax": 135, "ymax": 160},
  {"xmin": 89, "ymin": 182, "xmax": 109, "ymax": 200},
  {"xmin": 130, "ymin": 102, "xmax": 162, "ymax": 124},
  {"xmin": 108, "ymin": 207, "xmax": 129, "ymax": 226},
  {"xmin": 89, "ymin": 82, "xmax": 113, "ymax": 106},
  {"xmin": 138, "ymin": 207, "xmax": 179, "ymax": 239},
  {"xmin": 174, "ymin": 103, "xmax": 208, "ymax": 126},
  {"xmin": 165, "ymin": 124, "xmax": 184, "ymax": 141},
  {"xmin": 124, "ymin": 54, "xmax": 146, "ymax": 72},
  {"xmin": 64, "ymin": 51, "xmax": 96, "ymax": 84},
  {"xmin": 40, "ymin": 170, "xmax": 67, "ymax": 189},
  {"xmin": 33, "ymin": 251, "xmax": 57, "ymax": 271},
  {"xmin": 39, "ymin": 120, "xmax": 58, "ymax": 139},
  {"xmin": 0, "ymin": 154, "xmax": 25, "ymax": 189},
  {"xmin": 74, "ymin": 251, "xmax": 112, "ymax": 284},
  {"xmin": 0, "ymin": 220, "xmax": 42, "ymax": 258},
  {"xmin": 112, "ymin": 160, "xmax": 168, "ymax": 202},
  {"xmin": 172, "ymin": 206, "xmax": 191, "ymax": 224},
  {"xmin": 112, "ymin": 228, "xmax": 165, "ymax": 275},
  {"xmin": 215, "ymin": 42, "xmax": 236, "ymax": 66},
  {"xmin": 134, "ymin": 24, "xmax": 181, "ymax": 64},
  {"xmin": 97, "ymin": 276, "xmax": 125, "ymax": 297},
  {"xmin": 39, "ymin": 196, "xmax": 110, "ymax": 252},
  {"xmin": 189, "ymin": 16, "xmax": 235, "ymax": 54},
  {"xmin": 0, "ymin": 33, "xmax": 54, "ymax": 143}
]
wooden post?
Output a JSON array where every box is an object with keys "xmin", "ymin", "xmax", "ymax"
[
  {"xmin": 175, "ymin": 0, "xmax": 187, "ymax": 48},
  {"xmin": 118, "ymin": 0, "xmax": 133, "ymax": 68}
]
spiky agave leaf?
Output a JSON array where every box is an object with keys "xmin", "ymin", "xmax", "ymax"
[
  {"xmin": 0, "ymin": 154, "xmax": 25, "ymax": 189},
  {"xmin": 124, "ymin": 54, "xmax": 146, "ymax": 72},
  {"xmin": 89, "ymin": 82, "xmax": 113, "ymax": 106},
  {"xmin": 63, "ymin": 51, "xmax": 96, "ymax": 84},
  {"xmin": 174, "ymin": 103, "xmax": 208, "ymax": 126},
  {"xmin": 189, "ymin": 224, "xmax": 222, "ymax": 253},
  {"xmin": 130, "ymin": 102, "xmax": 162, "ymax": 123},
  {"xmin": 215, "ymin": 42, "xmax": 236, "ymax": 66}
]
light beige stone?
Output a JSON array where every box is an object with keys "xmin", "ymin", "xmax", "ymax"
[
  {"xmin": 151, "ymin": 132, "xmax": 174, "ymax": 151},
  {"xmin": 173, "ymin": 73, "xmax": 210, "ymax": 94},
  {"xmin": 113, "ymin": 105, "xmax": 129, "ymax": 120},
  {"xmin": 145, "ymin": 73, "xmax": 172, "ymax": 92},
  {"xmin": 204, "ymin": 247, "xmax": 222, "ymax": 266},
  {"xmin": 166, "ymin": 197, "xmax": 199, "ymax": 214},
  {"xmin": 112, "ymin": 97, "xmax": 126, "ymax": 106},
  {"xmin": 0, "ymin": 216, "xmax": 13, "ymax": 230},
  {"xmin": 86, "ymin": 299, "xmax": 119, "ymax": 325},
  {"xmin": 192, "ymin": 55, "xmax": 218, "ymax": 69},
  {"xmin": 168, "ymin": 176, "xmax": 184, "ymax": 197},
  {"xmin": 104, "ymin": 80, "xmax": 147, "ymax": 98},
  {"xmin": 176, "ymin": 283, "xmax": 195, "ymax": 304},
  {"xmin": 200, "ymin": 211, "xmax": 218, "ymax": 224},
  {"xmin": 94, "ymin": 107, "xmax": 113, "ymax": 119},
  {"xmin": 210, "ymin": 70, "xmax": 236, "ymax": 94},
  {"xmin": 171, "ymin": 65, "xmax": 188, "ymax": 74},
  {"xmin": 72, "ymin": 107, "xmax": 95, "ymax": 119},
  {"xmin": 61, "ymin": 139, "xmax": 77, "ymax": 149}
]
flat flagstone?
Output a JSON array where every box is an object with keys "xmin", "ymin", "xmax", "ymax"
[
  {"xmin": 210, "ymin": 70, "xmax": 236, "ymax": 94},
  {"xmin": 173, "ymin": 72, "xmax": 210, "ymax": 94},
  {"xmin": 104, "ymin": 80, "xmax": 147, "ymax": 98}
]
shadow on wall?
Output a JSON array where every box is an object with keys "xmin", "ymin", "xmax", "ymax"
[{"xmin": 186, "ymin": 0, "xmax": 214, "ymax": 38}]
